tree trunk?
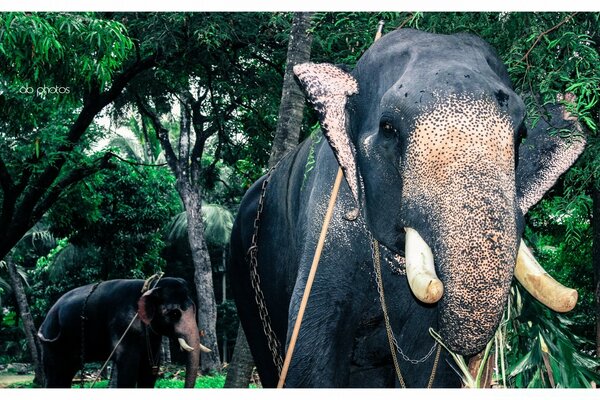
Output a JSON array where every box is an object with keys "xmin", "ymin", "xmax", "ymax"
[
  {"xmin": 224, "ymin": 325, "xmax": 255, "ymax": 388},
  {"xmin": 179, "ymin": 182, "xmax": 221, "ymax": 373},
  {"xmin": 140, "ymin": 115, "xmax": 155, "ymax": 163},
  {"xmin": 268, "ymin": 12, "xmax": 314, "ymax": 168},
  {"xmin": 140, "ymin": 89, "xmax": 222, "ymax": 374},
  {"xmin": 592, "ymin": 183, "xmax": 600, "ymax": 357},
  {"xmin": 4, "ymin": 258, "xmax": 45, "ymax": 386}
]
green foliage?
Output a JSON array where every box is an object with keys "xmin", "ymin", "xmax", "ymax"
[
  {"xmin": 0, "ymin": 13, "xmax": 133, "ymax": 166},
  {"xmin": 165, "ymin": 203, "xmax": 234, "ymax": 248},
  {"xmin": 0, "ymin": 13, "xmax": 132, "ymax": 90},
  {"xmin": 434, "ymin": 284, "xmax": 600, "ymax": 388},
  {"xmin": 22, "ymin": 163, "xmax": 181, "ymax": 327},
  {"xmin": 504, "ymin": 286, "xmax": 600, "ymax": 388}
]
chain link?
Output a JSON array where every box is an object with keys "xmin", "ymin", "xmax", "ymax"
[
  {"xmin": 370, "ymin": 236, "xmax": 440, "ymax": 387},
  {"xmin": 247, "ymin": 169, "xmax": 284, "ymax": 374}
]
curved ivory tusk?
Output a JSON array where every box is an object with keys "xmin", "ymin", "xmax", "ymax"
[
  {"xmin": 178, "ymin": 338, "xmax": 195, "ymax": 352},
  {"xmin": 515, "ymin": 240, "xmax": 578, "ymax": 312},
  {"xmin": 404, "ymin": 228, "xmax": 444, "ymax": 303},
  {"xmin": 199, "ymin": 343, "xmax": 212, "ymax": 353}
]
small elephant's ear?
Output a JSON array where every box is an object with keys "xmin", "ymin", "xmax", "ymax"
[
  {"xmin": 137, "ymin": 288, "xmax": 159, "ymax": 325},
  {"xmin": 516, "ymin": 94, "xmax": 586, "ymax": 214},
  {"xmin": 294, "ymin": 63, "xmax": 361, "ymax": 202}
]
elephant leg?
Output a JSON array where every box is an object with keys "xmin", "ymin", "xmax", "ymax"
[
  {"xmin": 41, "ymin": 345, "xmax": 79, "ymax": 388},
  {"xmin": 112, "ymin": 349, "xmax": 141, "ymax": 388},
  {"xmin": 284, "ymin": 249, "xmax": 369, "ymax": 386},
  {"xmin": 284, "ymin": 291, "xmax": 358, "ymax": 386},
  {"xmin": 136, "ymin": 346, "xmax": 160, "ymax": 388}
]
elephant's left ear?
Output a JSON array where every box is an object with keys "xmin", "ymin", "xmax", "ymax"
[
  {"xmin": 516, "ymin": 94, "xmax": 586, "ymax": 214},
  {"xmin": 294, "ymin": 63, "xmax": 361, "ymax": 202},
  {"xmin": 137, "ymin": 288, "xmax": 159, "ymax": 325}
]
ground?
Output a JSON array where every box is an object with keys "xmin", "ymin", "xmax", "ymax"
[{"xmin": 0, "ymin": 373, "xmax": 34, "ymax": 388}]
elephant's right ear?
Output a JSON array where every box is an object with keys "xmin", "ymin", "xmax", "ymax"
[
  {"xmin": 516, "ymin": 93, "xmax": 586, "ymax": 214},
  {"xmin": 137, "ymin": 288, "xmax": 159, "ymax": 325},
  {"xmin": 294, "ymin": 63, "xmax": 361, "ymax": 203}
]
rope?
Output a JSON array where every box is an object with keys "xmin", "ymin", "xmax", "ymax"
[
  {"xmin": 277, "ymin": 167, "xmax": 344, "ymax": 388},
  {"xmin": 277, "ymin": 19, "xmax": 386, "ymax": 389}
]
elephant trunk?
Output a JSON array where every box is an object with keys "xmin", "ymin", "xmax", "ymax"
[
  {"xmin": 409, "ymin": 169, "xmax": 518, "ymax": 356},
  {"xmin": 175, "ymin": 307, "xmax": 201, "ymax": 388},
  {"xmin": 435, "ymin": 200, "xmax": 518, "ymax": 355},
  {"xmin": 400, "ymin": 95, "xmax": 521, "ymax": 355}
]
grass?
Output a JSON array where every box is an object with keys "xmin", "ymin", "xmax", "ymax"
[{"xmin": 2, "ymin": 373, "xmax": 229, "ymax": 389}]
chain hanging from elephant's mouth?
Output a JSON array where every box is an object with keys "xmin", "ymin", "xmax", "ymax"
[{"xmin": 371, "ymin": 237, "xmax": 441, "ymax": 388}]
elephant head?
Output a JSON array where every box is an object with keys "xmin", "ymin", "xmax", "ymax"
[
  {"xmin": 137, "ymin": 278, "xmax": 210, "ymax": 388},
  {"xmin": 294, "ymin": 29, "xmax": 584, "ymax": 356}
]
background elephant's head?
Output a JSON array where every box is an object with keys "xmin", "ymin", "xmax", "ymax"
[
  {"xmin": 294, "ymin": 29, "xmax": 584, "ymax": 356},
  {"xmin": 137, "ymin": 277, "xmax": 207, "ymax": 387}
]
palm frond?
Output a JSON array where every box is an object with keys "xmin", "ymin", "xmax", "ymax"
[
  {"xmin": 202, "ymin": 203, "xmax": 234, "ymax": 247},
  {"xmin": 166, "ymin": 211, "xmax": 189, "ymax": 242},
  {"xmin": 165, "ymin": 203, "xmax": 234, "ymax": 247},
  {"xmin": 47, "ymin": 244, "xmax": 89, "ymax": 282}
]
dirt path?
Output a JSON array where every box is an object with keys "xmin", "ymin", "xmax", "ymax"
[{"xmin": 0, "ymin": 374, "xmax": 34, "ymax": 388}]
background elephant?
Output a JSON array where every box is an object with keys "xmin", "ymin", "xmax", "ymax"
[
  {"xmin": 38, "ymin": 277, "xmax": 208, "ymax": 388},
  {"xmin": 228, "ymin": 29, "xmax": 585, "ymax": 387}
]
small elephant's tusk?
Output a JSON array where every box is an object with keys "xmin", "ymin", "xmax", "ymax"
[
  {"xmin": 404, "ymin": 228, "xmax": 444, "ymax": 303},
  {"xmin": 178, "ymin": 338, "xmax": 195, "ymax": 352},
  {"xmin": 515, "ymin": 240, "xmax": 578, "ymax": 312},
  {"xmin": 199, "ymin": 343, "xmax": 212, "ymax": 353}
]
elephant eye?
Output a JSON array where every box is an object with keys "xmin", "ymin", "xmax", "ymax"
[
  {"xmin": 167, "ymin": 309, "xmax": 181, "ymax": 321},
  {"xmin": 379, "ymin": 120, "xmax": 397, "ymax": 139}
]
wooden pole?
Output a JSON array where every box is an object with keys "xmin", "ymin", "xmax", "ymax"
[{"xmin": 277, "ymin": 168, "xmax": 344, "ymax": 388}]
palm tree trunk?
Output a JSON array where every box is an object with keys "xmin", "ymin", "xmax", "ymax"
[
  {"xmin": 4, "ymin": 258, "xmax": 45, "ymax": 386},
  {"xmin": 268, "ymin": 12, "xmax": 314, "ymax": 168}
]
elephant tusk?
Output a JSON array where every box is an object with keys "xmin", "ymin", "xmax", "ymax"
[
  {"xmin": 515, "ymin": 240, "xmax": 578, "ymax": 312},
  {"xmin": 199, "ymin": 343, "xmax": 212, "ymax": 353},
  {"xmin": 178, "ymin": 337, "xmax": 212, "ymax": 353},
  {"xmin": 178, "ymin": 338, "xmax": 195, "ymax": 352},
  {"xmin": 404, "ymin": 228, "xmax": 444, "ymax": 303}
]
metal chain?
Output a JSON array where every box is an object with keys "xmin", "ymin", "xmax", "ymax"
[
  {"xmin": 370, "ymin": 237, "xmax": 440, "ymax": 388},
  {"xmin": 80, "ymin": 281, "xmax": 102, "ymax": 387},
  {"xmin": 247, "ymin": 169, "xmax": 284, "ymax": 374}
]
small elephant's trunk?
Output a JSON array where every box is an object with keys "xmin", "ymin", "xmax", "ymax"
[{"xmin": 176, "ymin": 307, "xmax": 202, "ymax": 388}]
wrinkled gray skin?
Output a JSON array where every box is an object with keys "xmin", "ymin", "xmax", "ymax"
[
  {"xmin": 38, "ymin": 278, "xmax": 201, "ymax": 388},
  {"xmin": 229, "ymin": 29, "xmax": 585, "ymax": 388}
]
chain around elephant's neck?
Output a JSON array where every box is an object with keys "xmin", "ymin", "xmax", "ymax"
[
  {"xmin": 247, "ymin": 167, "xmax": 285, "ymax": 375},
  {"xmin": 371, "ymin": 237, "xmax": 441, "ymax": 388}
]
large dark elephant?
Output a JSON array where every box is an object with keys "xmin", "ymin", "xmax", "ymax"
[
  {"xmin": 229, "ymin": 29, "xmax": 585, "ymax": 387},
  {"xmin": 38, "ymin": 277, "xmax": 210, "ymax": 388}
]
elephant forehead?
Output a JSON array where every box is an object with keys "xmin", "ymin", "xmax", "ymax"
[{"xmin": 407, "ymin": 94, "xmax": 514, "ymax": 174}]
